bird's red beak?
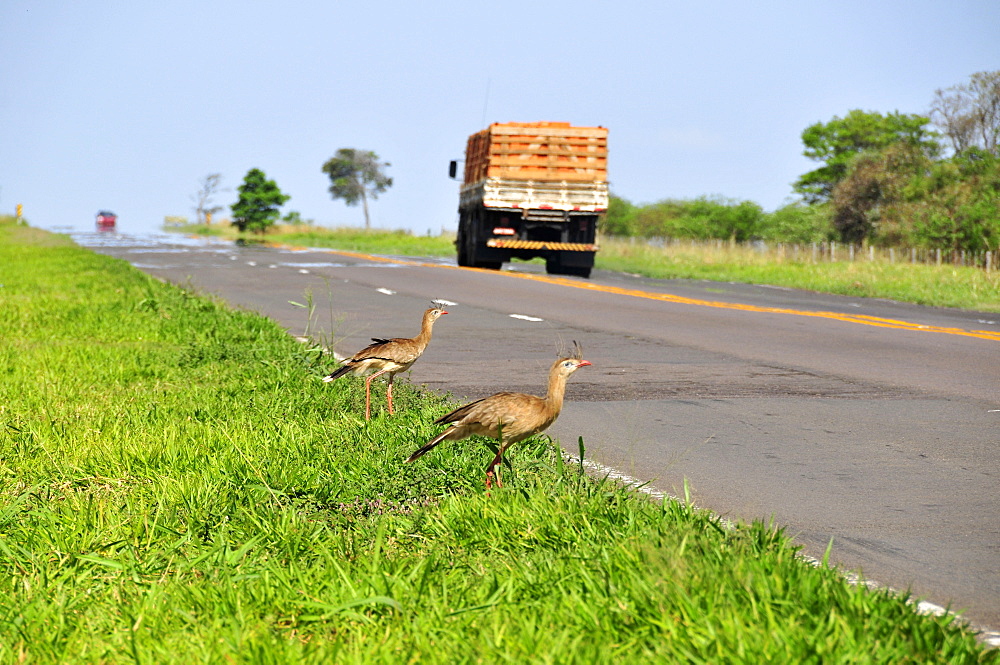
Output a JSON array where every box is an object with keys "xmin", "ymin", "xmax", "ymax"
[{"xmin": 577, "ymin": 360, "xmax": 592, "ymax": 367}]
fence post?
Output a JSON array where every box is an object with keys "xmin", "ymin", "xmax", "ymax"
[
  {"xmin": 987, "ymin": 251, "xmax": 993, "ymax": 272},
  {"xmin": 936, "ymin": 249, "xmax": 942, "ymax": 265},
  {"xmin": 889, "ymin": 248, "xmax": 895, "ymax": 263}
]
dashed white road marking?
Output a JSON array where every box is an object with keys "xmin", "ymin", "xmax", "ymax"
[
  {"xmin": 434, "ymin": 299, "xmax": 458, "ymax": 307},
  {"xmin": 298, "ymin": 269, "xmax": 309, "ymax": 274},
  {"xmin": 376, "ymin": 288, "xmax": 396, "ymax": 295},
  {"xmin": 510, "ymin": 314, "xmax": 544, "ymax": 322},
  {"xmin": 246, "ymin": 261, "xmax": 257, "ymax": 266}
]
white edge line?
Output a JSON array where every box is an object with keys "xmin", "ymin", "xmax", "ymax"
[
  {"xmin": 562, "ymin": 451, "xmax": 1000, "ymax": 648},
  {"xmin": 510, "ymin": 313, "xmax": 544, "ymax": 322},
  {"xmin": 290, "ymin": 331, "xmax": 998, "ymax": 648}
]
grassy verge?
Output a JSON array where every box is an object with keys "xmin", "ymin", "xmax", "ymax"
[
  {"xmin": 596, "ymin": 237, "xmax": 1000, "ymax": 313},
  {"xmin": 12, "ymin": 216, "xmax": 994, "ymax": 661},
  {"xmin": 176, "ymin": 222, "xmax": 457, "ymax": 257},
  {"xmin": 170, "ymin": 223, "xmax": 999, "ymax": 312}
]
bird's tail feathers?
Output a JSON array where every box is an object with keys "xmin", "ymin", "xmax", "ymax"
[
  {"xmin": 323, "ymin": 363, "xmax": 354, "ymax": 382},
  {"xmin": 405, "ymin": 428, "xmax": 453, "ymax": 463}
]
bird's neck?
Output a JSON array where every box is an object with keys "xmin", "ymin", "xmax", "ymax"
[
  {"xmin": 544, "ymin": 368, "xmax": 569, "ymax": 413},
  {"xmin": 414, "ymin": 317, "xmax": 435, "ymax": 346}
]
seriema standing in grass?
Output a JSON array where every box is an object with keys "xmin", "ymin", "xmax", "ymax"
[
  {"xmin": 406, "ymin": 342, "xmax": 590, "ymax": 489},
  {"xmin": 324, "ymin": 303, "xmax": 448, "ymax": 419}
]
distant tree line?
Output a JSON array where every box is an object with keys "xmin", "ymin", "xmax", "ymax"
[
  {"xmin": 605, "ymin": 70, "xmax": 1000, "ymax": 256},
  {"xmin": 190, "ymin": 149, "xmax": 393, "ymax": 235}
]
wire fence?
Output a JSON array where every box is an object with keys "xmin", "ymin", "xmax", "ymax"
[{"xmin": 606, "ymin": 236, "xmax": 996, "ymax": 271}]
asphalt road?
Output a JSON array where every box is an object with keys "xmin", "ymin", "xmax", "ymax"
[{"xmin": 75, "ymin": 230, "xmax": 1000, "ymax": 637}]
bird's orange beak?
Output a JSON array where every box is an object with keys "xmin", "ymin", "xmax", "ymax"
[{"xmin": 577, "ymin": 360, "xmax": 591, "ymax": 367}]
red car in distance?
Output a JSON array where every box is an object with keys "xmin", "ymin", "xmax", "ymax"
[{"xmin": 96, "ymin": 210, "xmax": 117, "ymax": 229}]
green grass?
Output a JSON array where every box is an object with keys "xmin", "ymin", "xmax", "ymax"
[
  {"xmin": 596, "ymin": 237, "xmax": 1000, "ymax": 313},
  {"xmin": 171, "ymin": 223, "xmax": 999, "ymax": 312},
  {"xmin": 178, "ymin": 222, "xmax": 457, "ymax": 257},
  {"xmin": 5, "ymin": 216, "xmax": 994, "ymax": 662}
]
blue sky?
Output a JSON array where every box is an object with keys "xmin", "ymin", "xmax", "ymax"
[{"xmin": 2, "ymin": 1, "xmax": 998, "ymax": 236}]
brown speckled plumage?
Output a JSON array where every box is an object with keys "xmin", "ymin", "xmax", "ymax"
[
  {"xmin": 324, "ymin": 306, "xmax": 447, "ymax": 419},
  {"xmin": 406, "ymin": 343, "xmax": 590, "ymax": 488}
]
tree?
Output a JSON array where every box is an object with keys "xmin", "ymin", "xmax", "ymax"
[
  {"xmin": 830, "ymin": 143, "xmax": 931, "ymax": 245},
  {"xmin": 625, "ymin": 196, "xmax": 762, "ymax": 241},
  {"xmin": 321, "ymin": 149, "xmax": 392, "ymax": 229},
  {"xmin": 930, "ymin": 70, "xmax": 1000, "ymax": 155},
  {"xmin": 230, "ymin": 168, "xmax": 290, "ymax": 234},
  {"xmin": 908, "ymin": 148, "xmax": 1000, "ymax": 252},
  {"xmin": 191, "ymin": 173, "xmax": 225, "ymax": 224},
  {"xmin": 793, "ymin": 110, "xmax": 940, "ymax": 204},
  {"xmin": 756, "ymin": 202, "xmax": 833, "ymax": 244},
  {"xmin": 602, "ymin": 194, "xmax": 639, "ymax": 236}
]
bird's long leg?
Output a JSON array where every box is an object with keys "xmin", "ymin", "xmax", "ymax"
[
  {"xmin": 484, "ymin": 464, "xmax": 502, "ymax": 492},
  {"xmin": 484, "ymin": 444, "xmax": 507, "ymax": 490},
  {"xmin": 364, "ymin": 369, "xmax": 390, "ymax": 420},
  {"xmin": 364, "ymin": 377, "xmax": 372, "ymax": 420},
  {"xmin": 386, "ymin": 374, "xmax": 395, "ymax": 415}
]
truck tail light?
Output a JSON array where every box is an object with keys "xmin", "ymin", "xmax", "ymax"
[{"xmin": 492, "ymin": 227, "xmax": 516, "ymax": 235}]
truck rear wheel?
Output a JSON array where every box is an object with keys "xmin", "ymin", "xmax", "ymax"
[{"xmin": 457, "ymin": 224, "xmax": 501, "ymax": 270}]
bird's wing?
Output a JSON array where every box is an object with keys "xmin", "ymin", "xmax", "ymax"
[
  {"xmin": 439, "ymin": 392, "xmax": 547, "ymax": 434},
  {"xmin": 350, "ymin": 337, "xmax": 420, "ymax": 364},
  {"xmin": 434, "ymin": 397, "xmax": 490, "ymax": 424},
  {"xmin": 476, "ymin": 393, "xmax": 544, "ymax": 425},
  {"xmin": 325, "ymin": 340, "xmax": 410, "ymax": 380}
]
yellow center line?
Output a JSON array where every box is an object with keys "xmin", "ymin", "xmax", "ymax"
[{"xmin": 288, "ymin": 245, "xmax": 1000, "ymax": 343}]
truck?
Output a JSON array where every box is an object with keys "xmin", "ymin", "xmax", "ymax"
[{"xmin": 451, "ymin": 122, "xmax": 608, "ymax": 278}]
